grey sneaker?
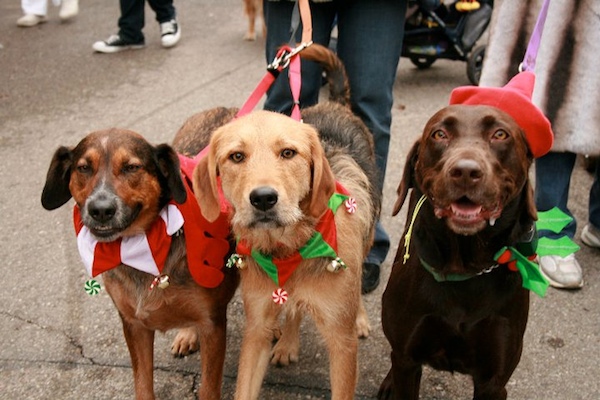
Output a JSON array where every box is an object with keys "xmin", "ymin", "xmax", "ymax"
[
  {"xmin": 581, "ymin": 224, "xmax": 600, "ymax": 248},
  {"xmin": 539, "ymin": 254, "xmax": 583, "ymax": 289},
  {"xmin": 160, "ymin": 19, "xmax": 181, "ymax": 48},
  {"xmin": 93, "ymin": 34, "xmax": 145, "ymax": 53}
]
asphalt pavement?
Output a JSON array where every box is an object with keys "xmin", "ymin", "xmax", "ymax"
[{"xmin": 1, "ymin": 1, "xmax": 599, "ymax": 399}]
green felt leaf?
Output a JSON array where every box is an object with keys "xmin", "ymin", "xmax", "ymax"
[
  {"xmin": 536, "ymin": 207, "xmax": 572, "ymax": 233},
  {"xmin": 536, "ymin": 236, "xmax": 580, "ymax": 257}
]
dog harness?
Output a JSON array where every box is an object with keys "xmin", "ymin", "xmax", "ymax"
[
  {"xmin": 227, "ymin": 182, "xmax": 357, "ymax": 305},
  {"xmin": 75, "ymin": 153, "xmax": 230, "ymax": 294}
]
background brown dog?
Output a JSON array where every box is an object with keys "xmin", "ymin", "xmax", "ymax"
[
  {"xmin": 41, "ymin": 129, "xmax": 238, "ymax": 400},
  {"xmin": 242, "ymin": 0, "xmax": 264, "ymax": 41},
  {"xmin": 379, "ymin": 105, "xmax": 536, "ymax": 399}
]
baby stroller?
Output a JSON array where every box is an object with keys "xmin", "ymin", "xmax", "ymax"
[{"xmin": 403, "ymin": 0, "xmax": 493, "ymax": 85}]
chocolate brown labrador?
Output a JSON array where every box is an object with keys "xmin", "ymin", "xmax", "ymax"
[{"xmin": 379, "ymin": 104, "xmax": 537, "ymax": 400}]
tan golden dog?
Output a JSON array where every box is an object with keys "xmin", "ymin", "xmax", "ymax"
[
  {"xmin": 41, "ymin": 129, "xmax": 238, "ymax": 400},
  {"xmin": 193, "ymin": 103, "xmax": 377, "ymax": 399}
]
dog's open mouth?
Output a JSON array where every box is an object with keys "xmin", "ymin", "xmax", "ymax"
[{"xmin": 434, "ymin": 196, "xmax": 502, "ymax": 233}]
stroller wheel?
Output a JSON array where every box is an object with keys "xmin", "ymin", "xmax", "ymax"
[
  {"xmin": 467, "ymin": 44, "xmax": 486, "ymax": 85},
  {"xmin": 410, "ymin": 56, "xmax": 436, "ymax": 69}
]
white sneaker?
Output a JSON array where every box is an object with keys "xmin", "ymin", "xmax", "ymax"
[
  {"xmin": 17, "ymin": 14, "xmax": 48, "ymax": 27},
  {"xmin": 581, "ymin": 224, "xmax": 600, "ymax": 248},
  {"xmin": 160, "ymin": 19, "xmax": 181, "ymax": 48},
  {"xmin": 539, "ymin": 254, "xmax": 583, "ymax": 289},
  {"xmin": 59, "ymin": 0, "xmax": 79, "ymax": 21}
]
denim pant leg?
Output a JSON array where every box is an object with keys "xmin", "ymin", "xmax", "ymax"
[
  {"xmin": 263, "ymin": 0, "xmax": 337, "ymax": 113},
  {"xmin": 336, "ymin": 0, "xmax": 407, "ymax": 265},
  {"xmin": 118, "ymin": 0, "xmax": 146, "ymax": 43},
  {"xmin": 588, "ymin": 157, "xmax": 600, "ymax": 230},
  {"xmin": 147, "ymin": 0, "xmax": 176, "ymax": 24},
  {"xmin": 535, "ymin": 151, "xmax": 577, "ymax": 239}
]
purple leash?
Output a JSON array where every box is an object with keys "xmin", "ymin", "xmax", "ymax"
[{"xmin": 520, "ymin": 0, "xmax": 551, "ymax": 72}]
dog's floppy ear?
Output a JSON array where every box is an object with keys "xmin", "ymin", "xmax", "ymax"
[
  {"xmin": 193, "ymin": 146, "xmax": 221, "ymax": 222},
  {"xmin": 393, "ymin": 140, "xmax": 420, "ymax": 216},
  {"xmin": 308, "ymin": 134, "xmax": 336, "ymax": 219},
  {"xmin": 155, "ymin": 144, "xmax": 187, "ymax": 204},
  {"xmin": 524, "ymin": 180, "xmax": 538, "ymax": 221},
  {"xmin": 41, "ymin": 146, "xmax": 74, "ymax": 210}
]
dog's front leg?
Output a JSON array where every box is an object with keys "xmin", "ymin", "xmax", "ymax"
[
  {"xmin": 271, "ymin": 308, "xmax": 301, "ymax": 366},
  {"xmin": 120, "ymin": 317, "xmax": 156, "ymax": 400},
  {"xmin": 318, "ymin": 313, "xmax": 359, "ymax": 400},
  {"xmin": 235, "ymin": 294, "xmax": 280, "ymax": 400},
  {"xmin": 197, "ymin": 317, "xmax": 228, "ymax": 400}
]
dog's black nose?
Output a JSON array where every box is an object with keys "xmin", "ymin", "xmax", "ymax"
[
  {"xmin": 249, "ymin": 187, "xmax": 278, "ymax": 211},
  {"xmin": 449, "ymin": 159, "xmax": 483, "ymax": 186},
  {"xmin": 88, "ymin": 198, "xmax": 117, "ymax": 223}
]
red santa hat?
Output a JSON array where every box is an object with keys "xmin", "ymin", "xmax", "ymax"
[{"xmin": 449, "ymin": 71, "xmax": 553, "ymax": 158}]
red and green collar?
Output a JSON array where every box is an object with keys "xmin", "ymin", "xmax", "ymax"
[{"xmin": 228, "ymin": 182, "xmax": 357, "ymax": 304}]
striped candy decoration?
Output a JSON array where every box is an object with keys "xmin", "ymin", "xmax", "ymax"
[
  {"xmin": 344, "ymin": 197, "xmax": 357, "ymax": 214},
  {"xmin": 272, "ymin": 288, "xmax": 288, "ymax": 305},
  {"xmin": 84, "ymin": 279, "xmax": 101, "ymax": 295}
]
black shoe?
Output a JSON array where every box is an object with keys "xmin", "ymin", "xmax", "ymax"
[
  {"xmin": 92, "ymin": 34, "xmax": 145, "ymax": 53},
  {"xmin": 362, "ymin": 262, "xmax": 380, "ymax": 294}
]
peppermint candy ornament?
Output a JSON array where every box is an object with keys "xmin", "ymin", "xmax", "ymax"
[
  {"xmin": 344, "ymin": 197, "xmax": 357, "ymax": 214},
  {"xmin": 272, "ymin": 288, "xmax": 288, "ymax": 305},
  {"xmin": 84, "ymin": 279, "xmax": 101, "ymax": 295}
]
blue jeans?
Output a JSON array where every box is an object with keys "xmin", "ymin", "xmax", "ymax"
[
  {"xmin": 535, "ymin": 151, "xmax": 600, "ymax": 240},
  {"xmin": 264, "ymin": 0, "xmax": 407, "ymax": 265},
  {"xmin": 118, "ymin": 0, "xmax": 176, "ymax": 43}
]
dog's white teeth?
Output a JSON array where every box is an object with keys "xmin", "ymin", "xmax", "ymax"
[{"xmin": 489, "ymin": 217, "xmax": 497, "ymax": 226}]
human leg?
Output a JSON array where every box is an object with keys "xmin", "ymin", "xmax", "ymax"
[
  {"xmin": 581, "ymin": 157, "xmax": 600, "ymax": 247},
  {"xmin": 336, "ymin": 0, "xmax": 407, "ymax": 292},
  {"xmin": 535, "ymin": 151, "xmax": 582, "ymax": 289},
  {"xmin": 118, "ymin": 0, "xmax": 146, "ymax": 43},
  {"xmin": 59, "ymin": 0, "xmax": 79, "ymax": 21},
  {"xmin": 92, "ymin": 0, "xmax": 146, "ymax": 53},
  {"xmin": 18, "ymin": 0, "xmax": 48, "ymax": 26}
]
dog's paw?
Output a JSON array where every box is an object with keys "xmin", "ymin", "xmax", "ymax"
[
  {"xmin": 356, "ymin": 313, "xmax": 371, "ymax": 339},
  {"xmin": 243, "ymin": 32, "xmax": 257, "ymax": 41},
  {"xmin": 171, "ymin": 327, "xmax": 200, "ymax": 358},
  {"xmin": 271, "ymin": 339, "xmax": 299, "ymax": 366}
]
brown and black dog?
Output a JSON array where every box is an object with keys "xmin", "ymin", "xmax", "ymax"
[
  {"xmin": 41, "ymin": 129, "xmax": 238, "ymax": 400},
  {"xmin": 379, "ymin": 105, "xmax": 537, "ymax": 399}
]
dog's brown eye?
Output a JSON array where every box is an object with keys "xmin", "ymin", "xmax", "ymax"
[
  {"xmin": 492, "ymin": 130, "xmax": 509, "ymax": 141},
  {"xmin": 281, "ymin": 149, "xmax": 296, "ymax": 159},
  {"xmin": 76, "ymin": 164, "xmax": 91, "ymax": 174},
  {"xmin": 431, "ymin": 130, "xmax": 447, "ymax": 140},
  {"xmin": 229, "ymin": 152, "xmax": 245, "ymax": 163},
  {"xmin": 123, "ymin": 164, "xmax": 142, "ymax": 173}
]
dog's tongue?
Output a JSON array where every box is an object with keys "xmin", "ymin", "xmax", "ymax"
[{"xmin": 450, "ymin": 202, "xmax": 482, "ymax": 220}]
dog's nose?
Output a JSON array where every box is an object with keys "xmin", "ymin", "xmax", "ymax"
[
  {"xmin": 88, "ymin": 197, "xmax": 117, "ymax": 223},
  {"xmin": 449, "ymin": 159, "xmax": 483, "ymax": 186},
  {"xmin": 249, "ymin": 187, "xmax": 278, "ymax": 211}
]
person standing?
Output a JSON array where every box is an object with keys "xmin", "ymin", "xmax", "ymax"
[
  {"xmin": 17, "ymin": 0, "xmax": 78, "ymax": 27},
  {"xmin": 480, "ymin": 0, "xmax": 600, "ymax": 289},
  {"xmin": 263, "ymin": 0, "xmax": 408, "ymax": 293},
  {"xmin": 93, "ymin": 0, "xmax": 181, "ymax": 53}
]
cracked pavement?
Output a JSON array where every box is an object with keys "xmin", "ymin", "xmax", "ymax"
[{"xmin": 1, "ymin": 0, "xmax": 599, "ymax": 398}]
